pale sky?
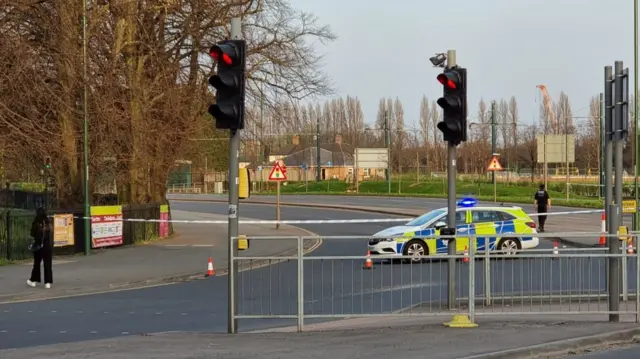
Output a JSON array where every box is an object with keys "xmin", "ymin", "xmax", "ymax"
[{"xmin": 290, "ymin": 0, "xmax": 637, "ymax": 129}]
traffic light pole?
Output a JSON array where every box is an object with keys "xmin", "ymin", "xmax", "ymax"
[
  {"xmin": 228, "ymin": 17, "xmax": 241, "ymax": 334},
  {"xmin": 446, "ymin": 49, "xmax": 457, "ymax": 311}
]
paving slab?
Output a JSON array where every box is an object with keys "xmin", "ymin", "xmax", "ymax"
[{"xmin": 0, "ymin": 210, "xmax": 319, "ymax": 303}]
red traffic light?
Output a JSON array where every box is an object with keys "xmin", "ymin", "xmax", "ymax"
[
  {"xmin": 437, "ymin": 70, "xmax": 462, "ymax": 89},
  {"xmin": 209, "ymin": 43, "xmax": 240, "ymax": 66}
]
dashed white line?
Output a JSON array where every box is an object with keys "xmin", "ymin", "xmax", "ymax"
[
  {"xmin": 76, "ymin": 311, "xmax": 83, "ymax": 314},
  {"xmin": 155, "ymin": 312, "xmax": 162, "ymax": 315},
  {"xmin": 128, "ymin": 312, "xmax": 135, "ymax": 314},
  {"xmin": 90, "ymin": 331, "xmax": 97, "ymax": 334},
  {"xmin": 103, "ymin": 311, "xmax": 109, "ymax": 314},
  {"xmin": 59, "ymin": 331, "xmax": 67, "ymax": 334},
  {"xmin": 27, "ymin": 310, "xmax": 33, "ymax": 313},
  {"xmin": 0, "ymin": 330, "xmax": 7, "ymax": 333},
  {"xmin": 51, "ymin": 310, "xmax": 57, "ymax": 313},
  {"xmin": 28, "ymin": 330, "xmax": 36, "ymax": 333},
  {"xmin": 181, "ymin": 313, "xmax": 187, "ymax": 316},
  {"xmin": 121, "ymin": 331, "xmax": 130, "ymax": 335}
]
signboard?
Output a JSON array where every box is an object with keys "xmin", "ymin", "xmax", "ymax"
[
  {"xmin": 536, "ymin": 135, "xmax": 575, "ymax": 164},
  {"xmin": 53, "ymin": 214, "xmax": 74, "ymax": 247},
  {"xmin": 159, "ymin": 204, "xmax": 170, "ymax": 238},
  {"xmin": 623, "ymin": 199, "xmax": 637, "ymax": 214},
  {"xmin": 91, "ymin": 205, "xmax": 123, "ymax": 248},
  {"xmin": 268, "ymin": 162, "xmax": 287, "ymax": 181},
  {"xmin": 487, "ymin": 156, "xmax": 503, "ymax": 171},
  {"xmin": 355, "ymin": 148, "xmax": 389, "ymax": 169}
]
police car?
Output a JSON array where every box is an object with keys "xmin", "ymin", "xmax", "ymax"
[{"xmin": 367, "ymin": 198, "xmax": 539, "ymax": 262}]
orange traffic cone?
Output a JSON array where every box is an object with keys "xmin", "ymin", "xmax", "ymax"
[
  {"xmin": 599, "ymin": 213, "xmax": 607, "ymax": 246},
  {"xmin": 205, "ymin": 257, "xmax": 215, "ymax": 277},
  {"xmin": 462, "ymin": 246, "xmax": 469, "ymax": 263},
  {"xmin": 363, "ymin": 250, "xmax": 373, "ymax": 269}
]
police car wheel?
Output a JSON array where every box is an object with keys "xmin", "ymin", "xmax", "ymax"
[
  {"xmin": 497, "ymin": 238, "xmax": 520, "ymax": 255},
  {"xmin": 403, "ymin": 240, "xmax": 428, "ymax": 263}
]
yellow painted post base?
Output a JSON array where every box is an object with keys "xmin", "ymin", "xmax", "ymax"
[{"xmin": 443, "ymin": 314, "xmax": 478, "ymax": 328}]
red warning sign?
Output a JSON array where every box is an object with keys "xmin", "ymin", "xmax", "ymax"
[
  {"xmin": 268, "ymin": 162, "xmax": 287, "ymax": 181},
  {"xmin": 487, "ymin": 156, "xmax": 503, "ymax": 171}
]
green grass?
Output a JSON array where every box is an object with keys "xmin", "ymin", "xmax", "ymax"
[
  {"xmin": 258, "ymin": 180, "xmax": 605, "ymax": 209},
  {"xmin": 0, "ymin": 258, "xmax": 12, "ymax": 266}
]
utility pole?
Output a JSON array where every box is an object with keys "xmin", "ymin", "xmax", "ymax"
[
  {"xmin": 565, "ymin": 112, "xmax": 570, "ymax": 201},
  {"xmin": 634, "ymin": 0, "xmax": 639, "ymax": 232},
  {"xmin": 385, "ymin": 110, "xmax": 391, "ymax": 194},
  {"xmin": 600, "ymin": 92, "xmax": 605, "ymax": 198},
  {"xmin": 82, "ymin": 0, "xmax": 91, "ymax": 256},
  {"xmin": 605, "ymin": 66, "xmax": 614, "ymax": 235},
  {"xmin": 490, "ymin": 101, "xmax": 496, "ymax": 183},
  {"xmin": 316, "ymin": 116, "xmax": 321, "ymax": 181},
  {"xmin": 227, "ymin": 17, "xmax": 242, "ymax": 334}
]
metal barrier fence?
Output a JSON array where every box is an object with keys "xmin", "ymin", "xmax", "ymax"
[{"xmin": 229, "ymin": 232, "xmax": 640, "ymax": 332}]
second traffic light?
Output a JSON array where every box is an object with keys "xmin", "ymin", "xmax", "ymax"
[
  {"xmin": 208, "ymin": 39, "xmax": 247, "ymax": 130},
  {"xmin": 436, "ymin": 67, "xmax": 467, "ymax": 145},
  {"xmin": 44, "ymin": 156, "xmax": 52, "ymax": 170}
]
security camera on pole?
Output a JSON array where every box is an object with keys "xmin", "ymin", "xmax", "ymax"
[{"xmin": 434, "ymin": 50, "xmax": 468, "ymax": 310}]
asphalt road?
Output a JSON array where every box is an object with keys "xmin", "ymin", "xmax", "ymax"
[
  {"xmin": 0, "ymin": 201, "xmax": 634, "ymax": 350},
  {"xmin": 167, "ymin": 193, "xmax": 597, "ymax": 213}
]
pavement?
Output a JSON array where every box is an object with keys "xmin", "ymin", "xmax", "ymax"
[
  {"xmin": 1, "ymin": 317, "xmax": 640, "ymax": 359},
  {"xmin": 0, "ymin": 210, "xmax": 319, "ymax": 304},
  {"xmin": 1, "ymin": 196, "xmax": 637, "ymax": 355}
]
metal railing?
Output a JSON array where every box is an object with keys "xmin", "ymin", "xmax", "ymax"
[{"xmin": 229, "ymin": 232, "xmax": 640, "ymax": 332}]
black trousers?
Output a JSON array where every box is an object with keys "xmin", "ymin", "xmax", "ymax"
[
  {"xmin": 538, "ymin": 208, "xmax": 547, "ymax": 229},
  {"xmin": 30, "ymin": 244, "xmax": 53, "ymax": 284}
]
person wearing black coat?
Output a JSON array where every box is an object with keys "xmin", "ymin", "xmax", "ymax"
[{"xmin": 27, "ymin": 207, "xmax": 53, "ymax": 288}]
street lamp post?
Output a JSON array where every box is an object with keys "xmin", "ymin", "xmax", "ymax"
[
  {"xmin": 82, "ymin": 0, "xmax": 91, "ymax": 256},
  {"xmin": 634, "ymin": 0, "xmax": 639, "ymax": 231}
]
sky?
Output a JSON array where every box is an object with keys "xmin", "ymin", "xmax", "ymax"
[{"xmin": 288, "ymin": 0, "xmax": 638, "ymax": 129}]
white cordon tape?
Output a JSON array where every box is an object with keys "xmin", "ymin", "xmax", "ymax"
[{"xmin": 47, "ymin": 208, "xmax": 604, "ymax": 225}]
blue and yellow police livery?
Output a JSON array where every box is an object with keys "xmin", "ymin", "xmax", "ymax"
[{"xmin": 367, "ymin": 199, "xmax": 539, "ymax": 262}]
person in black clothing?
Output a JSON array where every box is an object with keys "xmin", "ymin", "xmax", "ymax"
[
  {"xmin": 534, "ymin": 184, "xmax": 551, "ymax": 232},
  {"xmin": 27, "ymin": 207, "xmax": 53, "ymax": 288}
]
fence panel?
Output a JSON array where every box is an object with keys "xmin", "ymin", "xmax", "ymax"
[{"xmin": 231, "ymin": 232, "xmax": 640, "ymax": 332}]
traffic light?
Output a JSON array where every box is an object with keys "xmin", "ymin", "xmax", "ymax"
[
  {"xmin": 436, "ymin": 67, "xmax": 467, "ymax": 145},
  {"xmin": 44, "ymin": 156, "xmax": 51, "ymax": 170},
  {"xmin": 208, "ymin": 39, "xmax": 247, "ymax": 130}
]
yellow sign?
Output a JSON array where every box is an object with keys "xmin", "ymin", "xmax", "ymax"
[
  {"xmin": 237, "ymin": 235, "xmax": 249, "ymax": 250},
  {"xmin": 619, "ymin": 226, "xmax": 630, "ymax": 242},
  {"xmin": 53, "ymin": 214, "xmax": 75, "ymax": 247},
  {"xmin": 622, "ymin": 200, "xmax": 637, "ymax": 214}
]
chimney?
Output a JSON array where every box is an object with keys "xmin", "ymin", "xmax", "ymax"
[
  {"xmin": 292, "ymin": 135, "xmax": 300, "ymax": 145},
  {"xmin": 335, "ymin": 134, "xmax": 342, "ymax": 145}
]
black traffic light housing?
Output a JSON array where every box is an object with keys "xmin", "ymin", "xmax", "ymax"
[
  {"xmin": 44, "ymin": 156, "xmax": 52, "ymax": 170},
  {"xmin": 208, "ymin": 39, "xmax": 247, "ymax": 130},
  {"xmin": 436, "ymin": 67, "xmax": 467, "ymax": 145}
]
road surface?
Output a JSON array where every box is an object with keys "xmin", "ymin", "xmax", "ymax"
[
  {"xmin": 0, "ymin": 200, "xmax": 633, "ymax": 350},
  {"xmin": 567, "ymin": 344, "xmax": 640, "ymax": 358}
]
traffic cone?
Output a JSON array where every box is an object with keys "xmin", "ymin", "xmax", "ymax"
[
  {"xmin": 462, "ymin": 246, "xmax": 469, "ymax": 263},
  {"xmin": 599, "ymin": 213, "xmax": 606, "ymax": 246},
  {"xmin": 205, "ymin": 257, "xmax": 215, "ymax": 277},
  {"xmin": 363, "ymin": 250, "xmax": 373, "ymax": 269}
]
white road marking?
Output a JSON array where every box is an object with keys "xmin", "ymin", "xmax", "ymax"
[
  {"xmin": 121, "ymin": 331, "xmax": 130, "ymax": 335},
  {"xmin": 51, "ymin": 310, "xmax": 57, "ymax": 313},
  {"xmin": 28, "ymin": 330, "xmax": 36, "ymax": 333},
  {"xmin": 90, "ymin": 331, "xmax": 97, "ymax": 334},
  {"xmin": 59, "ymin": 331, "xmax": 67, "ymax": 334},
  {"xmin": 0, "ymin": 330, "xmax": 7, "ymax": 333},
  {"xmin": 76, "ymin": 311, "xmax": 83, "ymax": 314}
]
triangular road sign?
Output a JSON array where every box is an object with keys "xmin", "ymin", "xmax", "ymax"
[
  {"xmin": 487, "ymin": 156, "xmax": 503, "ymax": 171},
  {"xmin": 268, "ymin": 162, "xmax": 287, "ymax": 181}
]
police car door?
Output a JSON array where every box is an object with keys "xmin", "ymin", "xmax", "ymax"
[
  {"xmin": 470, "ymin": 210, "xmax": 502, "ymax": 252},
  {"xmin": 437, "ymin": 210, "xmax": 469, "ymax": 254}
]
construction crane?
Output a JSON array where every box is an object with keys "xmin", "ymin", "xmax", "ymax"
[{"xmin": 536, "ymin": 85, "xmax": 558, "ymax": 134}]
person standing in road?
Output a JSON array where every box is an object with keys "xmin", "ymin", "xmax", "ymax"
[
  {"xmin": 27, "ymin": 207, "xmax": 53, "ymax": 289},
  {"xmin": 534, "ymin": 184, "xmax": 551, "ymax": 232}
]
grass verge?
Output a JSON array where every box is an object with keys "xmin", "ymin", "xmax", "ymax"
[{"xmin": 259, "ymin": 180, "xmax": 604, "ymax": 209}]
